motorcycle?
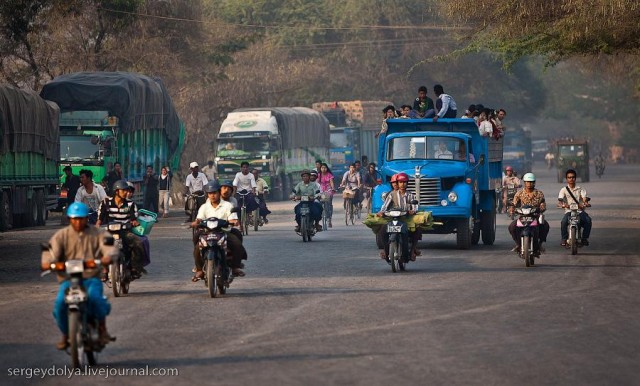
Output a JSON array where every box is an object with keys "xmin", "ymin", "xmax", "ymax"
[
  {"xmin": 196, "ymin": 217, "xmax": 234, "ymax": 298},
  {"xmin": 513, "ymin": 206, "xmax": 542, "ymax": 267},
  {"xmin": 382, "ymin": 209, "xmax": 413, "ymax": 273},
  {"xmin": 42, "ymin": 245, "xmax": 115, "ymax": 368},
  {"xmin": 564, "ymin": 198, "xmax": 590, "ymax": 255},
  {"xmin": 293, "ymin": 195, "xmax": 317, "ymax": 242},
  {"xmin": 102, "ymin": 221, "xmax": 134, "ymax": 297}
]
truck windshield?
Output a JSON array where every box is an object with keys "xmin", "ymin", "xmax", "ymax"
[
  {"xmin": 559, "ymin": 145, "xmax": 586, "ymax": 157},
  {"xmin": 387, "ymin": 136, "xmax": 466, "ymax": 161},
  {"xmin": 330, "ymin": 132, "xmax": 348, "ymax": 148},
  {"xmin": 60, "ymin": 135, "xmax": 100, "ymax": 161},
  {"xmin": 217, "ymin": 138, "xmax": 269, "ymax": 155}
]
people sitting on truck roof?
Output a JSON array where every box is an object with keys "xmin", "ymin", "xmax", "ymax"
[
  {"xmin": 413, "ymin": 85, "xmax": 435, "ymax": 118},
  {"xmin": 399, "ymin": 105, "xmax": 413, "ymax": 118},
  {"xmin": 461, "ymin": 104, "xmax": 476, "ymax": 119},
  {"xmin": 477, "ymin": 108, "xmax": 494, "ymax": 137},
  {"xmin": 432, "ymin": 84, "xmax": 458, "ymax": 121},
  {"xmin": 375, "ymin": 105, "xmax": 398, "ymax": 138}
]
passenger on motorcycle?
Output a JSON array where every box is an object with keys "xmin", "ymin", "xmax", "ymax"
[
  {"xmin": 184, "ymin": 161, "xmax": 209, "ymax": 222},
  {"xmin": 558, "ymin": 169, "xmax": 592, "ymax": 246},
  {"xmin": 340, "ymin": 163, "xmax": 363, "ymax": 207},
  {"xmin": 376, "ymin": 172, "xmax": 421, "ymax": 261},
  {"xmin": 220, "ymin": 179, "xmax": 239, "ymax": 208},
  {"xmin": 191, "ymin": 181, "xmax": 247, "ymax": 279},
  {"xmin": 251, "ymin": 169, "xmax": 272, "ymax": 224},
  {"xmin": 42, "ymin": 202, "xmax": 116, "ymax": 350},
  {"xmin": 502, "ymin": 166, "xmax": 522, "ymax": 213},
  {"xmin": 96, "ymin": 180, "xmax": 147, "ymax": 276},
  {"xmin": 232, "ymin": 162, "xmax": 260, "ymax": 215},
  {"xmin": 508, "ymin": 173, "xmax": 550, "ymax": 252},
  {"xmin": 292, "ymin": 170, "xmax": 323, "ymax": 232}
]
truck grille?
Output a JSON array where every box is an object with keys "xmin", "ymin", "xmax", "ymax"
[{"xmin": 407, "ymin": 178, "xmax": 440, "ymax": 206}]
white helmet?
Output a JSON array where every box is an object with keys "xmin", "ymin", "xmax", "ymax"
[
  {"xmin": 189, "ymin": 161, "xmax": 199, "ymax": 169},
  {"xmin": 522, "ymin": 172, "xmax": 536, "ymax": 182}
]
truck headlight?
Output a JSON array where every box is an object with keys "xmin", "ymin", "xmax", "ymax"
[
  {"xmin": 440, "ymin": 199, "xmax": 448, "ymax": 206},
  {"xmin": 448, "ymin": 192, "xmax": 458, "ymax": 203}
]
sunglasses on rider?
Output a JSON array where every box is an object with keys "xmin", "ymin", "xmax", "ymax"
[{"xmin": 567, "ymin": 176, "xmax": 576, "ymax": 179}]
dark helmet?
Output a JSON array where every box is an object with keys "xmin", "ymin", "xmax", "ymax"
[
  {"xmin": 300, "ymin": 169, "xmax": 311, "ymax": 177},
  {"xmin": 204, "ymin": 181, "xmax": 221, "ymax": 193},
  {"xmin": 113, "ymin": 179, "xmax": 129, "ymax": 191},
  {"xmin": 220, "ymin": 179, "xmax": 234, "ymax": 187}
]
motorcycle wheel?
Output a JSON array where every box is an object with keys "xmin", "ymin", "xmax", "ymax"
[
  {"xmin": 523, "ymin": 235, "xmax": 531, "ymax": 267},
  {"xmin": 253, "ymin": 209, "xmax": 259, "ymax": 232},
  {"xmin": 570, "ymin": 227, "xmax": 578, "ymax": 255},
  {"xmin": 217, "ymin": 263, "xmax": 226, "ymax": 295},
  {"xmin": 110, "ymin": 262, "xmax": 121, "ymax": 297},
  {"xmin": 206, "ymin": 260, "xmax": 218, "ymax": 298},
  {"xmin": 389, "ymin": 241, "xmax": 399, "ymax": 273},
  {"xmin": 301, "ymin": 216, "xmax": 308, "ymax": 242},
  {"xmin": 68, "ymin": 311, "xmax": 81, "ymax": 368}
]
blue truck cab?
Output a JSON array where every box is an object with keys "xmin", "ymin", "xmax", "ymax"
[{"xmin": 372, "ymin": 118, "xmax": 503, "ymax": 249}]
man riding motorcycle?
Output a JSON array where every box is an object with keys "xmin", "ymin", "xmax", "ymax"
[
  {"xmin": 41, "ymin": 202, "xmax": 116, "ymax": 350},
  {"xmin": 558, "ymin": 169, "xmax": 592, "ymax": 246},
  {"xmin": 96, "ymin": 180, "xmax": 146, "ymax": 276},
  {"xmin": 191, "ymin": 181, "xmax": 247, "ymax": 279},
  {"xmin": 376, "ymin": 172, "xmax": 421, "ymax": 261},
  {"xmin": 508, "ymin": 173, "xmax": 550, "ymax": 253},
  {"xmin": 292, "ymin": 170, "xmax": 323, "ymax": 232},
  {"xmin": 501, "ymin": 166, "xmax": 521, "ymax": 213}
]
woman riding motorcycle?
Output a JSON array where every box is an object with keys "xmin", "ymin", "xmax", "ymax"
[{"xmin": 508, "ymin": 172, "xmax": 550, "ymax": 253}]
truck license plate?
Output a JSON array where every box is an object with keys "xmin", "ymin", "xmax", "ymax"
[{"xmin": 387, "ymin": 225, "xmax": 402, "ymax": 233}]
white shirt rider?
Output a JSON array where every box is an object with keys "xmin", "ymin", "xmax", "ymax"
[
  {"xmin": 185, "ymin": 173, "xmax": 208, "ymax": 193},
  {"xmin": 233, "ymin": 171, "xmax": 257, "ymax": 193},
  {"xmin": 75, "ymin": 183, "xmax": 107, "ymax": 212}
]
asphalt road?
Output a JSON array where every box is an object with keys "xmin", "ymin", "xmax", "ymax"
[{"xmin": 1, "ymin": 163, "xmax": 639, "ymax": 385}]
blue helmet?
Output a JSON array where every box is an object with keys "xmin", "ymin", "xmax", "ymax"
[
  {"xmin": 66, "ymin": 202, "xmax": 90, "ymax": 218},
  {"xmin": 204, "ymin": 181, "xmax": 221, "ymax": 193}
]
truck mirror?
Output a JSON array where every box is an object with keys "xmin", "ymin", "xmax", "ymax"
[{"xmin": 478, "ymin": 154, "xmax": 485, "ymax": 165}]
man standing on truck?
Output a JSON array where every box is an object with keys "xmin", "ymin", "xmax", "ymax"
[{"xmin": 432, "ymin": 84, "xmax": 458, "ymax": 121}]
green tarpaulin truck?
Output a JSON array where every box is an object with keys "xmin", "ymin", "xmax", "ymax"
[
  {"xmin": 40, "ymin": 72, "xmax": 185, "ymax": 202},
  {"xmin": 0, "ymin": 85, "xmax": 60, "ymax": 231}
]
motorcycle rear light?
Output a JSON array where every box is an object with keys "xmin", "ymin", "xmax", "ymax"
[
  {"xmin": 85, "ymin": 260, "xmax": 97, "ymax": 269},
  {"xmin": 53, "ymin": 262, "xmax": 65, "ymax": 271}
]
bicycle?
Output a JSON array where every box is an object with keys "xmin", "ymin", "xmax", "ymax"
[
  {"xmin": 236, "ymin": 189, "xmax": 252, "ymax": 236},
  {"xmin": 340, "ymin": 186, "xmax": 359, "ymax": 226},
  {"xmin": 319, "ymin": 191, "xmax": 333, "ymax": 231}
]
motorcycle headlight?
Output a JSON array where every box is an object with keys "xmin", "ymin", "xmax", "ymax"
[
  {"xmin": 386, "ymin": 210, "xmax": 402, "ymax": 217},
  {"xmin": 206, "ymin": 220, "xmax": 219, "ymax": 229},
  {"xmin": 569, "ymin": 203, "xmax": 579, "ymax": 210},
  {"xmin": 108, "ymin": 223, "xmax": 122, "ymax": 231},
  {"xmin": 447, "ymin": 192, "xmax": 458, "ymax": 203}
]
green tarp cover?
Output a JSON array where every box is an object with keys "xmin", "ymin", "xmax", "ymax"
[{"xmin": 0, "ymin": 85, "xmax": 60, "ymax": 160}]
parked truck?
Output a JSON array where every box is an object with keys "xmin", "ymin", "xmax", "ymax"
[
  {"xmin": 372, "ymin": 118, "xmax": 503, "ymax": 249},
  {"xmin": 40, "ymin": 72, "xmax": 185, "ymax": 202},
  {"xmin": 554, "ymin": 138, "xmax": 589, "ymax": 182},
  {"xmin": 0, "ymin": 85, "xmax": 60, "ymax": 231},
  {"xmin": 312, "ymin": 100, "xmax": 392, "ymax": 166},
  {"xmin": 502, "ymin": 127, "xmax": 532, "ymax": 176},
  {"xmin": 215, "ymin": 107, "xmax": 330, "ymax": 201}
]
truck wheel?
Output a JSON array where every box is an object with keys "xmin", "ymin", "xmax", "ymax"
[
  {"xmin": 481, "ymin": 209, "xmax": 496, "ymax": 245},
  {"xmin": 36, "ymin": 190, "xmax": 46, "ymax": 226},
  {"xmin": 471, "ymin": 217, "xmax": 480, "ymax": 245},
  {"xmin": 23, "ymin": 198, "xmax": 38, "ymax": 227},
  {"xmin": 0, "ymin": 191, "xmax": 13, "ymax": 231},
  {"xmin": 456, "ymin": 218, "xmax": 471, "ymax": 250}
]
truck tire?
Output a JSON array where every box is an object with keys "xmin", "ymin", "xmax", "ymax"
[
  {"xmin": 481, "ymin": 209, "xmax": 496, "ymax": 245},
  {"xmin": 36, "ymin": 190, "xmax": 46, "ymax": 226},
  {"xmin": 23, "ymin": 198, "xmax": 38, "ymax": 227},
  {"xmin": 456, "ymin": 218, "xmax": 471, "ymax": 250},
  {"xmin": 0, "ymin": 191, "xmax": 13, "ymax": 231},
  {"xmin": 471, "ymin": 217, "xmax": 480, "ymax": 245}
]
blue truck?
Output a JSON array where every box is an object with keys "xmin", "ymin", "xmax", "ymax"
[
  {"xmin": 502, "ymin": 127, "xmax": 532, "ymax": 176},
  {"xmin": 372, "ymin": 118, "xmax": 503, "ymax": 249}
]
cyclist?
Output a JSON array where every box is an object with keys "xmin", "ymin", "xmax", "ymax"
[
  {"xmin": 184, "ymin": 161, "xmax": 208, "ymax": 222},
  {"xmin": 339, "ymin": 163, "xmax": 362, "ymax": 209},
  {"xmin": 232, "ymin": 162, "xmax": 260, "ymax": 220},
  {"xmin": 251, "ymin": 169, "xmax": 272, "ymax": 224},
  {"xmin": 318, "ymin": 163, "xmax": 335, "ymax": 227},
  {"xmin": 362, "ymin": 162, "xmax": 379, "ymax": 209}
]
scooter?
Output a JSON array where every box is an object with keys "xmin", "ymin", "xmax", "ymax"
[
  {"xmin": 293, "ymin": 195, "xmax": 317, "ymax": 242},
  {"xmin": 196, "ymin": 217, "xmax": 234, "ymax": 298},
  {"xmin": 382, "ymin": 209, "xmax": 413, "ymax": 273},
  {"xmin": 513, "ymin": 206, "xmax": 542, "ymax": 267},
  {"xmin": 42, "ymin": 244, "xmax": 116, "ymax": 368},
  {"xmin": 102, "ymin": 221, "xmax": 134, "ymax": 297}
]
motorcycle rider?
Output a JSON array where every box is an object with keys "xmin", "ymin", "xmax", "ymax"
[
  {"xmin": 41, "ymin": 202, "xmax": 116, "ymax": 350},
  {"xmin": 557, "ymin": 169, "xmax": 592, "ymax": 246},
  {"xmin": 191, "ymin": 181, "xmax": 247, "ymax": 279},
  {"xmin": 501, "ymin": 166, "xmax": 522, "ymax": 213},
  {"xmin": 184, "ymin": 161, "xmax": 208, "ymax": 222},
  {"xmin": 292, "ymin": 170, "xmax": 323, "ymax": 232},
  {"xmin": 376, "ymin": 172, "xmax": 421, "ymax": 261},
  {"xmin": 508, "ymin": 172, "xmax": 550, "ymax": 253},
  {"xmin": 96, "ymin": 180, "xmax": 146, "ymax": 276}
]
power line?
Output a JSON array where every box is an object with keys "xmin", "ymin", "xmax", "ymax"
[{"xmin": 97, "ymin": 7, "xmax": 470, "ymax": 32}]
